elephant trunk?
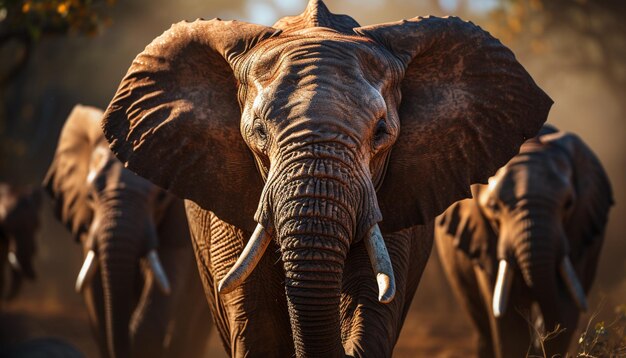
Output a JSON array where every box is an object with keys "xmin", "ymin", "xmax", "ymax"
[
  {"xmin": 268, "ymin": 149, "xmax": 377, "ymax": 358},
  {"xmin": 96, "ymin": 191, "xmax": 145, "ymax": 358},
  {"xmin": 278, "ymin": 194, "xmax": 349, "ymax": 358},
  {"xmin": 508, "ymin": 209, "xmax": 561, "ymax": 324},
  {"xmin": 491, "ymin": 204, "xmax": 587, "ymax": 356},
  {"xmin": 100, "ymin": 234, "xmax": 137, "ymax": 358}
]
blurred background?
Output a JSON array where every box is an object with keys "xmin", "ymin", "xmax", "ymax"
[{"xmin": 0, "ymin": 0, "xmax": 624, "ymax": 356}]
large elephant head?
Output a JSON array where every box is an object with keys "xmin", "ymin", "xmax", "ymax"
[
  {"xmin": 0, "ymin": 184, "xmax": 41, "ymax": 299},
  {"xmin": 474, "ymin": 125, "xmax": 613, "ymax": 330},
  {"xmin": 44, "ymin": 105, "xmax": 171, "ymax": 358},
  {"xmin": 102, "ymin": 1, "xmax": 551, "ymax": 356}
]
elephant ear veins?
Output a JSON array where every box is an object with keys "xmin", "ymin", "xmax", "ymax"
[
  {"xmin": 355, "ymin": 16, "xmax": 552, "ymax": 232},
  {"xmin": 101, "ymin": 19, "xmax": 280, "ymax": 232}
]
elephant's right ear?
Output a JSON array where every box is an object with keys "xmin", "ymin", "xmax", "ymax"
[
  {"xmin": 44, "ymin": 105, "xmax": 105, "ymax": 237},
  {"xmin": 102, "ymin": 19, "xmax": 280, "ymax": 232}
]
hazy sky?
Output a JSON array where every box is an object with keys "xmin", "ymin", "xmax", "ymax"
[{"xmin": 238, "ymin": 0, "xmax": 500, "ymax": 25}]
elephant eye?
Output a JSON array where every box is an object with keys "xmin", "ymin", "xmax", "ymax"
[
  {"xmin": 373, "ymin": 119, "xmax": 388, "ymax": 144},
  {"xmin": 253, "ymin": 121, "xmax": 268, "ymax": 144}
]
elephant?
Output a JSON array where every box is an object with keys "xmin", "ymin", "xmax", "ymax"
[
  {"xmin": 435, "ymin": 125, "xmax": 613, "ymax": 358},
  {"xmin": 100, "ymin": 1, "xmax": 552, "ymax": 356},
  {"xmin": 43, "ymin": 105, "xmax": 211, "ymax": 358},
  {"xmin": 0, "ymin": 183, "xmax": 41, "ymax": 302}
]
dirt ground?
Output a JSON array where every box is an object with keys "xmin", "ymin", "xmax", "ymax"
[
  {"xmin": 0, "ymin": 256, "xmax": 475, "ymax": 358},
  {"xmin": 0, "ymin": 202, "xmax": 622, "ymax": 357}
]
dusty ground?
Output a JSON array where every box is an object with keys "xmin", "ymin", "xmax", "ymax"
[
  {"xmin": 0, "ymin": 204, "xmax": 622, "ymax": 357},
  {"xmin": 0, "ymin": 254, "xmax": 475, "ymax": 358}
]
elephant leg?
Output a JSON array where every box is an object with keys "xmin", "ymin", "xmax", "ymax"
[
  {"xmin": 474, "ymin": 267, "xmax": 532, "ymax": 358},
  {"xmin": 341, "ymin": 224, "xmax": 433, "ymax": 358},
  {"xmin": 186, "ymin": 204, "xmax": 293, "ymax": 358},
  {"xmin": 435, "ymin": 231, "xmax": 494, "ymax": 358}
]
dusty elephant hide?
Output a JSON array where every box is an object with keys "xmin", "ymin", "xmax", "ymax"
[
  {"xmin": 436, "ymin": 124, "xmax": 613, "ymax": 358},
  {"xmin": 101, "ymin": 0, "xmax": 552, "ymax": 357}
]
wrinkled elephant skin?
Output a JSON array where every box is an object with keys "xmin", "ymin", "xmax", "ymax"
[
  {"xmin": 436, "ymin": 125, "xmax": 613, "ymax": 358},
  {"xmin": 101, "ymin": 1, "xmax": 551, "ymax": 356}
]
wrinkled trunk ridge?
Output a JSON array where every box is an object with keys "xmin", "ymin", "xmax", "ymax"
[{"xmin": 272, "ymin": 150, "xmax": 359, "ymax": 357}]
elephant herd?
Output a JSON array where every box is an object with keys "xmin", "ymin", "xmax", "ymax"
[
  {"xmin": 2, "ymin": 1, "xmax": 614, "ymax": 357},
  {"xmin": 43, "ymin": 105, "xmax": 211, "ymax": 357}
]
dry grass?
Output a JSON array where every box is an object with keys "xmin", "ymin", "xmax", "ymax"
[
  {"xmin": 576, "ymin": 304, "xmax": 626, "ymax": 358},
  {"xmin": 523, "ymin": 302, "xmax": 626, "ymax": 358}
]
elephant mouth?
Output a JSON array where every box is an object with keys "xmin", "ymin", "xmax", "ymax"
[{"xmin": 218, "ymin": 222, "xmax": 396, "ymax": 303}]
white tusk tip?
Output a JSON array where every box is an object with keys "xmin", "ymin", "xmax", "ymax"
[
  {"xmin": 218, "ymin": 267, "xmax": 243, "ymax": 295},
  {"xmin": 377, "ymin": 273, "xmax": 395, "ymax": 304},
  {"xmin": 7, "ymin": 252, "xmax": 21, "ymax": 272},
  {"xmin": 217, "ymin": 278, "xmax": 233, "ymax": 295},
  {"xmin": 493, "ymin": 305, "xmax": 503, "ymax": 318}
]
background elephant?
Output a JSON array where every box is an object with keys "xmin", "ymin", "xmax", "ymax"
[
  {"xmin": 0, "ymin": 183, "xmax": 41, "ymax": 302},
  {"xmin": 435, "ymin": 125, "xmax": 613, "ymax": 358},
  {"xmin": 43, "ymin": 105, "xmax": 211, "ymax": 358},
  {"xmin": 100, "ymin": 1, "xmax": 551, "ymax": 356}
]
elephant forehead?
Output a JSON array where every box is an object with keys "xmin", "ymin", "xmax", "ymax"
[
  {"xmin": 244, "ymin": 34, "xmax": 399, "ymax": 128},
  {"xmin": 493, "ymin": 153, "xmax": 571, "ymax": 202},
  {"xmin": 250, "ymin": 74, "xmax": 387, "ymax": 124},
  {"xmin": 247, "ymin": 32, "xmax": 399, "ymax": 91}
]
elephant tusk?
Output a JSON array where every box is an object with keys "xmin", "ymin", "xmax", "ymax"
[
  {"xmin": 364, "ymin": 224, "xmax": 396, "ymax": 304},
  {"xmin": 147, "ymin": 249, "xmax": 171, "ymax": 295},
  {"xmin": 75, "ymin": 250, "xmax": 98, "ymax": 293},
  {"xmin": 218, "ymin": 224, "xmax": 270, "ymax": 295},
  {"xmin": 559, "ymin": 257, "xmax": 588, "ymax": 312},
  {"xmin": 492, "ymin": 259, "xmax": 514, "ymax": 318},
  {"xmin": 7, "ymin": 252, "xmax": 21, "ymax": 272}
]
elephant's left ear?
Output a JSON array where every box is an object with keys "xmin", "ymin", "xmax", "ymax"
[
  {"xmin": 355, "ymin": 16, "xmax": 552, "ymax": 232},
  {"xmin": 543, "ymin": 132, "xmax": 614, "ymax": 244}
]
